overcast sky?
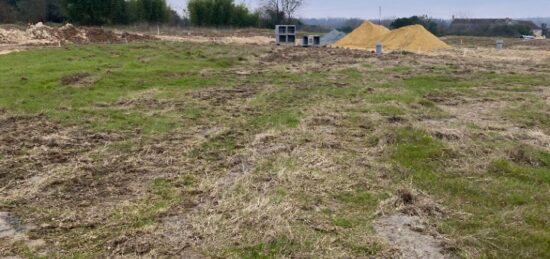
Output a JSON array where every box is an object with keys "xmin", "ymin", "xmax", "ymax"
[{"xmin": 168, "ymin": 0, "xmax": 550, "ymax": 19}]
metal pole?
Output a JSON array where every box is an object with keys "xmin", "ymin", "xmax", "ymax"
[{"xmin": 379, "ymin": 6, "xmax": 382, "ymax": 25}]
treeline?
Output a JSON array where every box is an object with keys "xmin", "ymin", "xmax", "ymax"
[
  {"xmin": 390, "ymin": 16, "xmax": 449, "ymax": 36},
  {"xmin": 447, "ymin": 22, "xmax": 535, "ymax": 37},
  {"xmin": 187, "ymin": 0, "xmax": 259, "ymax": 27},
  {"xmin": 302, "ymin": 16, "xmax": 545, "ymax": 37},
  {"xmin": 391, "ymin": 17, "xmax": 535, "ymax": 37},
  {"xmin": 0, "ymin": 0, "xmax": 183, "ymax": 25},
  {"xmin": 187, "ymin": 0, "xmax": 304, "ymax": 28}
]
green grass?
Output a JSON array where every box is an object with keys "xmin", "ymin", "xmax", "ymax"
[
  {"xmin": 365, "ymin": 92, "xmax": 418, "ymax": 104},
  {"xmin": 390, "ymin": 127, "xmax": 550, "ymax": 258},
  {"xmin": 0, "ymin": 42, "xmax": 248, "ymax": 135},
  {"xmin": 391, "ymin": 127, "xmax": 447, "ymax": 172},
  {"xmin": 335, "ymin": 191, "xmax": 379, "ymax": 208},
  {"xmin": 484, "ymin": 73, "xmax": 549, "ymax": 87},
  {"xmin": 332, "ymin": 217, "xmax": 353, "ymax": 228},
  {"xmin": 404, "ymin": 75, "xmax": 476, "ymax": 93}
]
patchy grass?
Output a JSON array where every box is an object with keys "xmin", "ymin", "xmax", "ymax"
[
  {"xmin": 505, "ymin": 102, "xmax": 550, "ymax": 132},
  {"xmin": 190, "ymin": 130, "xmax": 242, "ymax": 160},
  {"xmin": 0, "ymin": 42, "xmax": 252, "ymax": 135},
  {"xmin": 1, "ymin": 38, "xmax": 549, "ymax": 258},
  {"xmin": 390, "ymin": 127, "xmax": 550, "ymax": 258},
  {"xmin": 113, "ymin": 178, "xmax": 181, "ymax": 228}
]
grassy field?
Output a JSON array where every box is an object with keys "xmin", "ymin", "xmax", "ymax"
[{"xmin": 0, "ymin": 40, "xmax": 549, "ymax": 258}]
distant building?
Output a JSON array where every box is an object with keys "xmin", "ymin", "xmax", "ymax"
[
  {"xmin": 532, "ymin": 28, "xmax": 544, "ymax": 37},
  {"xmin": 449, "ymin": 18, "xmax": 542, "ymax": 37}
]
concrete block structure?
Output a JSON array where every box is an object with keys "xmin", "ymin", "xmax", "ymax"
[
  {"xmin": 275, "ymin": 25, "xmax": 296, "ymax": 45},
  {"xmin": 302, "ymin": 35, "xmax": 321, "ymax": 47}
]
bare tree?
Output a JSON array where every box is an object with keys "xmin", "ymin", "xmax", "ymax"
[
  {"xmin": 260, "ymin": 0, "xmax": 304, "ymax": 24},
  {"xmin": 281, "ymin": 0, "xmax": 303, "ymax": 22}
]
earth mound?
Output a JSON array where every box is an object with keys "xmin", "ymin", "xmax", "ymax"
[
  {"xmin": 381, "ymin": 25, "xmax": 451, "ymax": 52},
  {"xmin": 0, "ymin": 23, "xmax": 155, "ymax": 45},
  {"xmin": 332, "ymin": 21, "xmax": 450, "ymax": 52},
  {"xmin": 332, "ymin": 21, "xmax": 390, "ymax": 49}
]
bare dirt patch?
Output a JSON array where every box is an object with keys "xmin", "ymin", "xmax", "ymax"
[
  {"xmin": 375, "ymin": 189, "xmax": 451, "ymax": 259},
  {"xmin": 0, "ymin": 212, "xmax": 23, "ymax": 239},
  {"xmin": 374, "ymin": 214, "xmax": 450, "ymax": 259},
  {"xmin": 0, "ymin": 114, "xmax": 121, "ymax": 198},
  {"xmin": 0, "ymin": 212, "xmax": 46, "ymax": 255}
]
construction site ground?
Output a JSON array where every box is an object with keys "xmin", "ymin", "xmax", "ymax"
[{"xmin": 1, "ymin": 27, "xmax": 549, "ymax": 258}]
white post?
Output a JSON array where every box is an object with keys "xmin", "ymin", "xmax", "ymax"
[
  {"xmin": 496, "ymin": 39, "xmax": 504, "ymax": 50},
  {"xmin": 376, "ymin": 42, "xmax": 383, "ymax": 56}
]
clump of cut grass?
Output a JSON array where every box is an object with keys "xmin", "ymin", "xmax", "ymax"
[
  {"xmin": 335, "ymin": 191, "xmax": 379, "ymax": 208},
  {"xmin": 332, "ymin": 217, "xmax": 353, "ymax": 228}
]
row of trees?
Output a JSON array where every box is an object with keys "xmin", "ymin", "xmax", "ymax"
[
  {"xmin": 187, "ymin": 0, "xmax": 259, "ymax": 27},
  {"xmin": 0, "ymin": 0, "xmax": 180, "ymax": 25},
  {"xmin": 0, "ymin": 0, "xmax": 65, "ymax": 23},
  {"xmin": 333, "ymin": 16, "xmax": 538, "ymax": 37},
  {"xmin": 1, "ymin": 0, "xmax": 306, "ymax": 28},
  {"xmin": 186, "ymin": 0, "xmax": 305, "ymax": 28},
  {"xmin": 390, "ymin": 16, "xmax": 441, "ymax": 35}
]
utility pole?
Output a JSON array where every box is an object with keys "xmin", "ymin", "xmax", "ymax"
[{"xmin": 379, "ymin": 6, "xmax": 382, "ymax": 25}]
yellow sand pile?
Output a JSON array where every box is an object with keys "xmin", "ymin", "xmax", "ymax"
[
  {"xmin": 382, "ymin": 25, "xmax": 450, "ymax": 52},
  {"xmin": 333, "ymin": 22, "xmax": 450, "ymax": 52},
  {"xmin": 332, "ymin": 21, "xmax": 390, "ymax": 49}
]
